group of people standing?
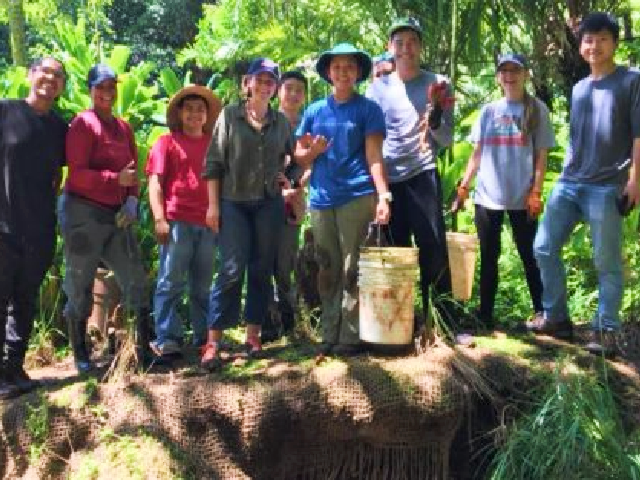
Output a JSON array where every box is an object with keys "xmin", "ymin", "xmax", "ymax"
[
  {"xmin": 455, "ymin": 12, "xmax": 639, "ymax": 359},
  {"xmin": 0, "ymin": 12, "xmax": 638, "ymax": 399}
]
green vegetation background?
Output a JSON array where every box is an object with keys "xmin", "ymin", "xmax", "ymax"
[{"xmin": 1, "ymin": 0, "xmax": 640, "ymax": 341}]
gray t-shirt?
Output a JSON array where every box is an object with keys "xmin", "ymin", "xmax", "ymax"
[
  {"xmin": 366, "ymin": 70, "xmax": 453, "ymax": 183},
  {"xmin": 561, "ymin": 66, "xmax": 640, "ymax": 185},
  {"xmin": 469, "ymin": 97, "xmax": 555, "ymax": 210}
]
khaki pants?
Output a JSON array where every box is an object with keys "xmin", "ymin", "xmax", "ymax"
[{"xmin": 310, "ymin": 194, "xmax": 374, "ymax": 345}]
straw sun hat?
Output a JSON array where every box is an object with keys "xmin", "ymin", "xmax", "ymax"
[{"xmin": 166, "ymin": 85, "xmax": 222, "ymax": 135}]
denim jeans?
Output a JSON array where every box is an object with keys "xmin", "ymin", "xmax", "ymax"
[
  {"xmin": 153, "ymin": 221, "xmax": 216, "ymax": 347},
  {"xmin": 534, "ymin": 181, "xmax": 623, "ymax": 331},
  {"xmin": 208, "ymin": 197, "xmax": 284, "ymax": 330}
]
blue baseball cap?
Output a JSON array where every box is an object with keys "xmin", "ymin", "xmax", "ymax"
[
  {"xmin": 373, "ymin": 52, "xmax": 394, "ymax": 64},
  {"xmin": 247, "ymin": 58, "xmax": 280, "ymax": 80},
  {"xmin": 496, "ymin": 53, "xmax": 528, "ymax": 70},
  {"xmin": 87, "ymin": 63, "xmax": 117, "ymax": 89}
]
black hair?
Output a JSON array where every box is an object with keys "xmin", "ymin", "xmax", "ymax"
[
  {"xmin": 29, "ymin": 57, "xmax": 67, "ymax": 79},
  {"xmin": 178, "ymin": 93, "xmax": 209, "ymax": 109},
  {"xmin": 577, "ymin": 12, "xmax": 619, "ymax": 43},
  {"xmin": 280, "ymin": 70, "xmax": 308, "ymax": 89}
]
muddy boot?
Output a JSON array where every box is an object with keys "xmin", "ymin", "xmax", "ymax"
[{"xmin": 68, "ymin": 317, "xmax": 94, "ymax": 374}]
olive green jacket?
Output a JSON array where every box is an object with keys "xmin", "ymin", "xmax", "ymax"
[{"xmin": 203, "ymin": 101, "xmax": 294, "ymax": 201}]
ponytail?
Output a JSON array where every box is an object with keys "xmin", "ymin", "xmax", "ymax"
[{"xmin": 521, "ymin": 90, "xmax": 539, "ymax": 142}]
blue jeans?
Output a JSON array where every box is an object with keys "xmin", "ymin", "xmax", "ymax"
[
  {"xmin": 534, "ymin": 181, "xmax": 623, "ymax": 331},
  {"xmin": 208, "ymin": 197, "xmax": 284, "ymax": 330},
  {"xmin": 153, "ymin": 221, "xmax": 216, "ymax": 347}
]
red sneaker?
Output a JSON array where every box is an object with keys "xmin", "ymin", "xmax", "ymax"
[{"xmin": 200, "ymin": 342, "xmax": 220, "ymax": 370}]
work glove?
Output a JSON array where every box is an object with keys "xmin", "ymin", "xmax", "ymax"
[
  {"xmin": 116, "ymin": 195, "xmax": 138, "ymax": 228},
  {"xmin": 526, "ymin": 190, "xmax": 543, "ymax": 219},
  {"xmin": 450, "ymin": 183, "xmax": 469, "ymax": 214},
  {"xmin": 427, "ymin": 81, "xmax": 455, "ymax": 130}
]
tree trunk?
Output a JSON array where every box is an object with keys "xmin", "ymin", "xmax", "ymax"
[{"xmin": 6, "ymin": 0, "xmax": 28, "ymax": 67}]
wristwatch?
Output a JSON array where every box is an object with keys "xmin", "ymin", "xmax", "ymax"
[{"xmin": 379, "ymin": 191, "xmax": 393, "ymax": 203}]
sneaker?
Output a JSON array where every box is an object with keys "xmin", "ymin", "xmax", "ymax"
[
  {"xmin": 244, "ymin": 336, "xmax": 263, "ymax": 358},
  {"xmin": 4, "ymin": 366, "xmax": 41, "ymax": 394},
  {"xmin": 526, "ymin": 313, "xmax": 574, "ymax": 340},
  {"xmin": 75, "ymin": 358, "xmax": 95, "ymax": 374},
  {"xmin": 200, "ymin": 341, "xmax": 220, "ymax": 370},
  {"xmin": 149, "ymin": 340, "xmax": 182, "ymax": 357},
  {"xmin": 584, "ymin": 330, "xmax": 618, "ymax": 358}
]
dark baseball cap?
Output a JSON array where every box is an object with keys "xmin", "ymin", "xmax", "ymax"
[
  {"xmin": 388, "ymin": 17, "xmax": 423, "ymax": 40},
  {"xmin": 496, "ymin": 53, "xmax": 528, "ymax": 70},
  {"xmin": 87, "ymin": 63, "xmax": 117, "ymax": 89},
  {"xmin": 247, "ymin": 58, "xmax": 280, "ymax": 79}
]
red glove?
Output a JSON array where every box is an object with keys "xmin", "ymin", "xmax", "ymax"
[
  {"xmin": 451, "ymin": 184, "xmax": 469, "ymax": 213},
  {"xmin": 427, "ymin": 81, "xmax": 455, "ymax": 108},
  {"xmin": 427, "ymin": 81, "xmax": 455, "ymax": 130},
  {"xmin": 527, "ymin": 190, "xmax": 543, "ymax": 218}
]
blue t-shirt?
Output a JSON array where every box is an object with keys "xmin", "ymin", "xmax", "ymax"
[{"xmin": 296, "ymin": 94, "xmax": 386, "ymax": 209}]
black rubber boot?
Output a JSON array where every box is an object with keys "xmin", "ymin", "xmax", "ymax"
[
  {"xmin": 0, "ymin": 362, "xmax": 20, "ymax": 400},
  {"xmin": 68, "ymin": 317, "xmax": 94, "ymax": 373},
  {"xmin": 4, "ymin": 361, "xmax": 41, "ymax": 394},
  {"xmin": 135, "ymin": 308, "xmax": 153, "ymax": 369}
]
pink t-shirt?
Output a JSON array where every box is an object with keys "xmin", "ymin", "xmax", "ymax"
[
  {"xmin": 145, "ymin": 132, "xmax": 212, "ymax": 226},
  {"xmin": 65, "ymin": 109, "xmax": 138, "ymax": 207}
]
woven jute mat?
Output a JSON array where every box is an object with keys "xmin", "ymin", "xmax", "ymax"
[{"xmin": 1, "ymin": 347, "xmax": 492, "ymax": 479}]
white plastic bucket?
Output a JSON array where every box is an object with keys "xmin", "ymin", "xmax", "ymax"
[
  {"xmin": 358, "ymin": 247, "xmax": 419, "ymax": 345},
  {"xmin": 446, "ymin": 232, "xmax": 478, "ymax": 301}
]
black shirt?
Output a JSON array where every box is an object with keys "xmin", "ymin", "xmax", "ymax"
[{"xmin": 0, "ymin": 99, "xmax": 68, "ymax": 241}]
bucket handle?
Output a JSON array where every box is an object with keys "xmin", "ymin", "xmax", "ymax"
[{"xmin": 364, "ymin": 222, "xmax": 395, "ymax": 247}]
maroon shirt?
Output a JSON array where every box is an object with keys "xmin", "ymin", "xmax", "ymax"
[
  {"xmin": 65, "ymin": 109, "xmax": 138, "ymax": 207},
  {"xmin": 145, "ymin": 132, "xmax": 212, "ymax": 227}
]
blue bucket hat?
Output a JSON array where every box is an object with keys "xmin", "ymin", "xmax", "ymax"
[
  {"xmin": 315, "ymin": 43, "xmax": 372, "ymax": 85},
  {"xmin": 87, "ymin": 64, "xmax": 117, "ymax": 89},
  {"xmin": 247, "ymin": 58, "xmax": 280, "ymax": 80},
  {"xmin": 496, "ymin": 53, "xmax": 528, "ymax": 70}
]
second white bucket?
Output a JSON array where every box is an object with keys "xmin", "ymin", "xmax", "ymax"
[{"xmin": 358, "ymin": 247, "xmax": 419, "ymax": 345}]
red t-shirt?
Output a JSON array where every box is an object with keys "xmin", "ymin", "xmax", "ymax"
[
  {"xmin": 145, "ymin": 132, "xmax": 212, "ymax": 226},
  {"xmin": 65, "ymin": 109, "xmax": 138, "ymax": 207}
]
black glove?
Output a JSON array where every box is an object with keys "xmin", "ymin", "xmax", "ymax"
[{"xmin": 428, "ymin": 104, "xmax": 443, "ymax": 130}]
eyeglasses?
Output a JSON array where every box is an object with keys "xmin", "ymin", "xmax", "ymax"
[{"xmin": 36, "ymin": 66, "xmax": 65, "ymax": 79}]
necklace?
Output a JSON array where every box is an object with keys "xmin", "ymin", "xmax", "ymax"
[{"xmin": 246, "ymin": 103, "xmax": 268, "ymax": 123}]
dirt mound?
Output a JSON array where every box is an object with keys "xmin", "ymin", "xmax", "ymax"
[{"xmin": 1, "ymin": 348, "xmax": 477, "ymax": 479}]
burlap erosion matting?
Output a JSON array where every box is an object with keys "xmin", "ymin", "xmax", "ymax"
[{"xmin": 0, "ymin": 348, "xmax": 498, "ymax": 479}]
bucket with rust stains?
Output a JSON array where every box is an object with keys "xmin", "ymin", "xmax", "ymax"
[{"xmin": 358, "ymin": 247, "xmax": 419, "ymax": 345}]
